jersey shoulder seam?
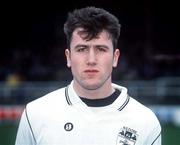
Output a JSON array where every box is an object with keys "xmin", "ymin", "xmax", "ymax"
[{"xmin": 25, "ymin": 106, "xmax": 37, "ymax": 144}]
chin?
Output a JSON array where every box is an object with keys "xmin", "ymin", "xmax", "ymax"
[{"xmin": 82, "ymin": 82, "xmax": 102, "ymax": 90}]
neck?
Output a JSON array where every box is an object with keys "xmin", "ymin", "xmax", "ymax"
[{"xmin": 73, "ymin": 79, "xmax": 115, "ymax": 99}]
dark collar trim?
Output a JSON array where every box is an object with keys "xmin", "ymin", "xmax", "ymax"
[
  {"xmin": 117, "ymin": 95, "xmax": 130, "ymax": 111},
  {"xmin": 65, "ymin": 87, "xmax": 72, "ymax": 105},
  {"xmin": 80, "ymin": 89, "xmax": 121, "ymax": 107}
]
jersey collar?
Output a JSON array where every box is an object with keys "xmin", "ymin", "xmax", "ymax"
[{"xmin": 65, "ymin": 81, "xmax": 129, "ymax": 111}]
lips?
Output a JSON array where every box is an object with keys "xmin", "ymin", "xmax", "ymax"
[
  {"xmin": 84, "ymin": 69, "xmax": 99, "ymax": 73},
  {"xmin": 84, "ymin": 69, "xmax": 99, "ymax": 76}
]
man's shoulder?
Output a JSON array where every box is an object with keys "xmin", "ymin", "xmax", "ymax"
[
  {"xmin": 26, "ymin": 86, "xmax": 67, "ymax": 111},
  {"xmin": 128, "ymin": 96, "xmax": 160, "ymax": 124}
]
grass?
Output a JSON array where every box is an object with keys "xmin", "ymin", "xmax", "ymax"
[
  {"xmin": 0, "ymin": 123, "xmax": 179, "ymax": 145},
  {"xmin": 0, "ymin": 123, "xmax": 18, "ymax": 145},
  {"xmin": 162, "ymin": 123, "xmax": 180, "ymax": 145}
]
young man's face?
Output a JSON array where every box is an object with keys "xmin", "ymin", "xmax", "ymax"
[{"xmin": 65, "ymin": 28, "xmax": 120, "ymax": 91}]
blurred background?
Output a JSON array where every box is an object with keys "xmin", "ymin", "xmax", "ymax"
[{"xmin": 0, "ymin": 0, "xmax": 179, "ymax": 145}]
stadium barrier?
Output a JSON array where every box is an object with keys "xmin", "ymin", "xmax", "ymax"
[
  {"xmin": 150, "ymin": 105, "xmax": 180, "ymax": 127},
  {"xmin": 0, "ymin": 105, "xmax": 24, "ymax": 123},
  {"xmin": 0, "ymin": 77, "xmax": 180, "ymax": 125},
  {"xmin": 0, "ymin": 105, "xmax": 180, "ymax": 127}
]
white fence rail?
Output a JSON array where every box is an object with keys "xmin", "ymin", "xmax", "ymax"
[{"xmin": 0, "ymin": 77, "xmax": 180, "ymax": 104}]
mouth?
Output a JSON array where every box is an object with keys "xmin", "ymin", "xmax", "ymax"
[
  {"xmin": 84, "ymin": 69, "xmax": 99, "ymax": 73},
  {"xmin": 84, "ymin": 69, "xmax": 99, "ymax": 76}
]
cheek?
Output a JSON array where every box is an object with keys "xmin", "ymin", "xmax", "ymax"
[
  {"xmin": 101, "ymin": 57, "xmax": 114, "ymax": 70},
  {"xmin": 104, "ymin": 54, "xmax": 114, "ymax": 64},
  {"xmin": 70, "ymin": 58, "xmax": 82, "ymax": 72}
]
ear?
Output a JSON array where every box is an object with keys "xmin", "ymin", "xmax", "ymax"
[
  {"xmin": 113, "ymin": 49, "xmax": 120, "ymax": 67},
  {"xmin": 65, "ymin": 49, "xmax": 71, "ymax": 67}
]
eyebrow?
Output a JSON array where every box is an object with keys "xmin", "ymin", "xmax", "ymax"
[
  {"xmin": 74, "ymin": 44, "xmax": 88, "ymax": 48},
  {"xmin": 74, "ymin": 44, "xmax": 109, "ymax": 49},
  {"xmin": 73, "ymin": 44, "xmax": 89, "ymax": 50},
  {"xmin": 95, "ymin": 45, "xmax": 109, "ymax": 49}
]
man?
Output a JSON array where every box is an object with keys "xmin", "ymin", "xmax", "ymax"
[{"xmin": 15, "ymin": 7, "xmax": 161, "ymax": 145}]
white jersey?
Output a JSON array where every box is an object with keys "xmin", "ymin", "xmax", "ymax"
[{"xmin": 15, "ymin": 82, "xmax": 161, "ymax": 145}]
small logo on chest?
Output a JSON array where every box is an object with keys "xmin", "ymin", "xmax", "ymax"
[
  {"xmin": 116, "ymin": 126, "xmax": 138, "ymax": 145},
  {"xmin": 64, "ymin": 122, "xmax": 73, "ymax": 131}
]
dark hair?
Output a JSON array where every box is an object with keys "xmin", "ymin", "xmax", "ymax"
[{"xmin": 64, "ymin": 6, "xmax": 121, "ymax": 49}]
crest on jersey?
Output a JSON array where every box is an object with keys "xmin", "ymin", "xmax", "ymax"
[{"xmin": 116, "ymin": 126, "xmax": 138, "ymax": 145}]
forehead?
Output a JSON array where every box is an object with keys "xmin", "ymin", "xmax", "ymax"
[{"xmin": 71, "ymin": 28, "xmax": 111, "ymax": 43}]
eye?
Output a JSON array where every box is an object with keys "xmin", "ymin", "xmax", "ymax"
[
  {"xmin": 77, "ymin": 47, "xmax": 86, "ymax": 52},
  {"xmin": 75, "ymin": 45, "xmax": 88, "ymax": 52},
  {"xmin": 96, "ymin": 46, "xmax": 107, "ymax": 52}
]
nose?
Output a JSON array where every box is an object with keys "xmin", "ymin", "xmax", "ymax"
[{"xmin": 86, "ymin": 49, "xmax": 97, "ymax": 66}]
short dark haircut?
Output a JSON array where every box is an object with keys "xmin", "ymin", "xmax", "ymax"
[{"xmin": 64, "ymin": 6, "xmax": 121, "ymax": 49}]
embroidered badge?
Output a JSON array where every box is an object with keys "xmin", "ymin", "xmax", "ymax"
[{"xmin": 116, "ymin": 126, "xmax": 138, "ymax": 145}]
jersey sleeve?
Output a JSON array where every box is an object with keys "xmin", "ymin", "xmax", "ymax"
[
  {"xmin": 151, "ymin": 134, "xmax": 161, "ymax": 145},
  {"xmin": 15, "ymin": 109, "xmax": 36, "ymax": 145},
  {"xmin": 146, "ymin": 121, "xmax": 161, "ymax": 145}
]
